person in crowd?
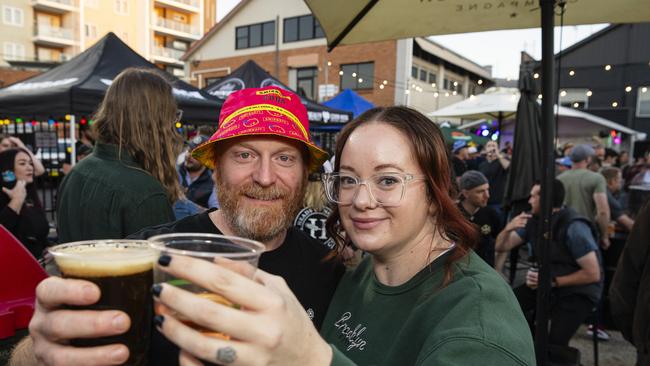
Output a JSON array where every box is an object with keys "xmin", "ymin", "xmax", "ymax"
[
  {"xmin": 465, "ymin": 145, "xmax": 484, "ymax": 171},
  {"xmin": 0, "ymin": 148, "xmax": 49, "ymax": 260},
  {"xmin": 501, "ymin": 140, "xmax": 513, "ymax": 157},
  {"xmin": 177, "ymin": 134, "xmax": 214, "ymax": 208},
  {"xmin": 610, "ymin": 201, "xmax": 650, "ymax": 366},
  {"xmin": 146, "ymin": 106, "xmax": 535, "ymax": 365},
  {"xmin": 561, "ymin": 142, "xmax": 575, "ymax": 158},
  {"xmin": 588, "ymin": 156, "xmax": 603, "ymax": 172},
  {"xmin": 451, "ymin": 139, "xmax": 469, "ymax": 183},
  {"xmin": 556, "ymin": 156, "xmax": 572, "ymax": 174},
  {"xmin": 479, "ymin": 140, "xmax": 510, "ymax": 222},
  {"xmin": 56, "ymin": 68, "xmax": 181, "ymax": 242},
  {"xmin": 558, "ymin": 144, "xmax": 611, "ymax": 249},
  {"xmin": 0, "ymin": 134, "xmax": 45, "ymax": 177},
  {"xmin": 10, "ymin": 86, "xmax": 345, "ymax": 366},
  {"xmin": 594, "ymin": 144, "xmax": 606, "ymax": 163},
  {"xmin": 458, "ymin": 170, "xmax": 502, "ymax": 267},
  {"xmin": 601, "ymin": 167, "xmax": 634, "ymax": 232},
  {"xmin": 496, "ymin": 180, "xmax": 603, "ymax": 347},
  {"xmin": 602, "ymin": 148, "xmax": 619, "ymax": 168}
]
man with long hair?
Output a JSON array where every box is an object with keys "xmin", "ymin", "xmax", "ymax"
[
  {"xmin": 11, "ymin": 86, "xmax": 344, "ymax": 366},
  {"xmin": 56, "ymin": 68, "xmax": 182, "ymax": 242}
]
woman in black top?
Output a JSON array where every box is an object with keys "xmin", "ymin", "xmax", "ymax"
[{"xmin": 0, "ymin": 148, "xmax": 49, "ymax": 260}]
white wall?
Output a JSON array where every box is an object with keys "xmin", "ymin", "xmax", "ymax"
[{"xmin": 190, "ymin": 0, "xmax": 327, "ymax": 61}]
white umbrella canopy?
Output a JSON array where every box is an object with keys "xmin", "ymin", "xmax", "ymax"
[
  {"xmin": 305, "ymin": 0, "xmax": 650, "ymax": 49},
  {"xmin": 428, "ymin": 87, "xmax": 518, "ymax": 121}
]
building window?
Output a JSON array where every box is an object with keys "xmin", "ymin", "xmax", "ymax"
[
  {"xmin": 114, "ymin": 0, "xmax": 128, "ymax": 15},
  {"xmin": 2, "ymin": 6, "xmax": 23, "ymax": 27},
  {"xmin": 340, "ymin": 62, "xmax": 374, "ymax": 90},
  {"xmin": 84, "ymin": 24, "xmax": 97, "ymax": 38},
  {"xmin": 428, "ymin": 72, "xmax": 436, "ymax": 84},
  {"xmin": 236, "ymin": 21, "xmax": 275, "ymax": 49},
  {"xmin": 296, "ymin": 67, "xmax": 317, "ymax": 100},
  {"xmin": 559, "ymin": 88, "xmax": 589, "ymax": 109},
  {"xmin": 3, "ymin": 42, "xmax": 25, "ymax": 60},
  {"xmin": 443, "ymin": 78, "xmax": 461, "ymax": 92},
  {"xmin": 419, "ymin": 69, "xmax": 427, "ymax": 82},
  {"xmin": 411, "ymin": 66, "xmax": 418, "ymax": 78},
  {"xmin": 637, "ymin": 87, "xmax": 650, "ymax": 117},
  {"xmin": 283, "ymin": 15, "xmax": 324, "ymax": 43}
]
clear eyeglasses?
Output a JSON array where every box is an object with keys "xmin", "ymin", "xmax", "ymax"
[{"xmin": 322, "ymin": 172, "xmax": 426, "ymax": 207}]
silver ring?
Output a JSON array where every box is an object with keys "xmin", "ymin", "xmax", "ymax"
[{"xmin": 216, "ymin": 346, "xmax": 237, "ymax": 364}]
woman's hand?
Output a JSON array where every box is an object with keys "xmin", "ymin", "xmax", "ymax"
[
  {"xmin": 3, "ymin": 180, "xmax": 27, "ymax": 214},
  {"xmin": 154, "ymin": 255, "xmax": 333, "ymax": 366}
]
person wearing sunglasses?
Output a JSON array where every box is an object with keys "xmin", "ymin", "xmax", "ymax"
[{"xmin": 148, "ymin": 106, "xmax": 535, "ymax": 365}]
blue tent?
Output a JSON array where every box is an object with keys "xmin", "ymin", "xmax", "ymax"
[{"xmin": 323, "ymin": 89, "xmax": 374, "ymax": 118}]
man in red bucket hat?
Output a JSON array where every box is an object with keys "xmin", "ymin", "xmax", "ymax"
[{"xmin": 11, "ymin": 87, "xmax": 344, "ymax": 366}]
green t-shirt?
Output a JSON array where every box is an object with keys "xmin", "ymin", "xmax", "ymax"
[
  {"xmin": 557, "ymin": 168, "xmax": 607, "ymax": 221},
  {"xmin": 57, "ymin": 143, "xmax": 175, "ymax": 242},
  {"xmin": 320, "ymin": 250, "xmax": 535, "ymax": 366}
]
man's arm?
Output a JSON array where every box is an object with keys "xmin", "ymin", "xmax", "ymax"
[
  {"xmin": 593, "ymin": 191, "xmax": 611, "ymax": 248},
  {"xmin": 495, "ymin": 213, "xmax": 528, "ymax": 252},
  {"xmin": 496, "ymin": 154, "xmax": 510, "ymax": 170},
  {"xmin": 616, "ymin": 214, "xmax": 635, "ymax": 232},
  {"xmin": 555, "ymin": 251, "xmax": 600, "ymax": 287}
]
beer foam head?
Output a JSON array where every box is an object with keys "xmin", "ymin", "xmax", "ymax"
[{"xmin": 51, "ymin": 241, "xmax": 156, "ymax": 277}]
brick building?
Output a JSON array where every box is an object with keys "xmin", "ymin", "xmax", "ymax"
[{"xmin": 182, "ymin": 0, "xmax": 493, "ymax": 116}]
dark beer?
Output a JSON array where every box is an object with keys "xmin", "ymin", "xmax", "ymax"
[{"xmin": 51, "ymin": 242, "xmax": 155, "ymax": 366}]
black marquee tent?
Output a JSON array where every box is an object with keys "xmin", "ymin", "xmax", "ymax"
[
  {"xmin": 202, "ymin": 60, "xmax": 352, "ymax": 128},
  {"xmin": 0, "ymin": 32, "xmax": 221, "ymax": 124}
]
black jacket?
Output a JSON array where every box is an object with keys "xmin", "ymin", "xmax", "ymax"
[{"xmin": 610, "ymin": 201, "xmax": 650, "ymax": 365}]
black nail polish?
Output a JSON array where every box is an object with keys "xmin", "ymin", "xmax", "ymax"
[
  {"xmin": 151, "ymin": 284, "xmax": 162, "ymax": 297},
  {"xmin": 153, "ymin": 315, "xmax": 165, "ymax": 328},
  {"xmin": 158, "ymin": 255, "xmax": 171, "ymax": 266}
]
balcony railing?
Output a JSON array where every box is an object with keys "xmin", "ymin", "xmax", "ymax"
[
  {"xmin": 157, "ymin": 0, "xmax": 199, "ymax": 8},
  {"xmin": 154, "ymin": 16, "xmax": 200, "ymax": 36},
  {"xmin": 34, "ymin": 24, "xmax": 74, "ymax": 41},
  {"xmin": 32, "ymin": 0, "xmax": 78, "ymax": 13},
  {"xmin": 151, "ymin": 45, "xmax": 186, "ymax": 61}
]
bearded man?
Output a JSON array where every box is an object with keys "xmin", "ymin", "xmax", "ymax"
[{"xmin": 10, "ymin": 87, "xmax": 344, "ymax": 366}]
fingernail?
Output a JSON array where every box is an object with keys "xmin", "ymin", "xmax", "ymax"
[
  {"xmin": 110, "ymin": 346, "xmax": 128, "ymax": 363},
  {"xmin": 151, "ymin": 284, "xmax": 162, "ymax": 297},
  {"xmin": 158, "ymin": 255, "xmax": 172, "ymax": 267},
  {"xmin": 82, "ymin": 284, "xmax": 96, "ymax": 301},
  {"xmin": 154, "ymin": 315, "xmax": 165, "ymax": 328},
  {"xmin": 112, "ymin": 314, "xmax": 128, "ymax": 330}
]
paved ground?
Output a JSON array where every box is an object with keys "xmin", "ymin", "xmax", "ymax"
[{"xmin": 570, "ymin": 324, "xmax": 637, "ymax": 366}]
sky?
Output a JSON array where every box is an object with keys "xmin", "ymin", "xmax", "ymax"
[{"xmin": 216, "ymin": 0, "xmax": 609, "ymax": 80}]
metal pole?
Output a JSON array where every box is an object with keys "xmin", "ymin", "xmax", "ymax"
[
  {"xmin": 69, "ymin": 115, "xmax": 77, "ymax": 167},
  {"xmin": 535, "ymin": 1, "xmax": 556, "ymax": 365}
]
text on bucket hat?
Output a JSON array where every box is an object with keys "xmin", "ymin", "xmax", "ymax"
[{"xmin": 192, "ymin": 87, "xmax": 328, "ymax": 173}]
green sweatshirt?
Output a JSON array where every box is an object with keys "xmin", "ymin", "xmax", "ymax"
[{"xmin": 320, "ymin": 250, "xmax": 535, "ymax": 366}]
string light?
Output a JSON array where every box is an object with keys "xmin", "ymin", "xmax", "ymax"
[
  {"xmin": 477, "ymin": 79, "xmax": 483, "ymax": 85},
  {"xmin": 642, "ymin": 87, "xmax": 648, "ymax": 93},
  {"xmin": 411, "ymin": 83, "xmax": 416, "ymax": 88},
  {"xmin": 433, "ymin": 92, "xmax": 439, "ymax": 98},
  {"xmin": 573, "ymin": 102, "xmax": 579, "ymax": 108},
  {"xmin": 358, "ymin": 78, "xmax": 363, "ymax": 83},
  {"xmin": 605, "ymin": 64, "xmax": 612, "ymax": 71},
  {"xmin": 16, "ymin": 118, "xmax": 23, "ymax": 123},
  {"xmin": 538, "ymin": 94, "xmax": 542, "ymax": 99},
  {"xmin": 65, "ymin": 114, "xmax": 71, "ymax": 121},
  {"xmin": 586, "ymin": 90, "xmax": 593, "ymax": 97},
  {"xmin": 338, "ymin": 70, "xmax": 343, "ymax": 76},
  {"xmin": 352, "ymin": 72, "xmax": 357, "ymax": 77},
  {"xmin": 612, "ymin": 101, "xmax": 618, "ymax": 107},
  {"xmin": 569, "ymin": 70, "xmax": 575, "ymax": 76},
  {"xmin": 405, "ymin": 90, "xmax": 410, "ymax": 95},
  {"xmin": 431, "ymin": 83, "xmax": 436, "ymax": 88},
  {"xmin": 445, "ymin": 92, "xmax": 450, "ymax": 97},
  {"xmin": 452, "ymin": 91, "xmax": 457, "ymax": 95},
  {"xmin": 379, "ymin": 84, "xmax": 385, "ymax": 89},
  {"xmin": 560, "ymin": 90, "xmax": 567, "ymax": 97},
  {"xmin": 175, "ymin": 122, "xmax": 182, "ymax": 128},
  {"xmin": 625, "ymin": 86, "xmax": 632, "ymax": 92},
  {"xmin": 327, "ymin": 61, "xmax": 332, "ymax": 66},
  {"xmin": 533, "ymin": 73, "xmax": 540, "ymax": 79},
  {"xmin": 453, "ymin": 81, "xmax": 458, "ymax": 87}
]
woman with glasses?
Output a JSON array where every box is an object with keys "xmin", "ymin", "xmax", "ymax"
[
  {"xmin": 153, "ymin": 106, "xmax": 535, "ymax": 365},
  {"xmin": 56, "ymin": 68, "xmax": 182, "ymax": 242}
]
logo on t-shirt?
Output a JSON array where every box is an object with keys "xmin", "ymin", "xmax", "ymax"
[
  {"xmin": 481, "ymin": 224, "xmax": 492, "ymax": 235},
  {"xmin": 334, "ymin": 311, "xmax": 367, "ymax": 351},
  {"xmin": 294, "ymin": 207, "xmax": 335, "ymax": 249}
]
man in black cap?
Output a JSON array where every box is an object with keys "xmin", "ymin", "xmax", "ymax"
[
  {"xmin": 457, "ymin": 170, "xmax": 502, "ymax": 267},
  {"xmin": 177, "ymin": 135, "xmax": 216, "ymax": 209}
]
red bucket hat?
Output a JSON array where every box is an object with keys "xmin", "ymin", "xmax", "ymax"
[{"xmin": 192, "ymin": 87, "xmax": 328, "ymax": 173}]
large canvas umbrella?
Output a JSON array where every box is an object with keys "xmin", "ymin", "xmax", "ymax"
[{"xmin": 304, "ymin": 1, "xmax": 650, "ymax": 363}]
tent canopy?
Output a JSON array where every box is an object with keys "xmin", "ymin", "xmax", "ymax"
[
  {"xmin": 322, "ymin": 88, "xmax": 374, "ymax": 118},
  {"xmin": 0, "ymin": 32, "xmax": 221, "ymax": 124},
  {"xmin": 202, "ymin": 60, "xmax": 352, "ymax": 126}
]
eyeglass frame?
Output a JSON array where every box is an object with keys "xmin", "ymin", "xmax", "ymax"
[{"xmin": 322, "ymin": 172, "xmax": 427, "ymax": 207}]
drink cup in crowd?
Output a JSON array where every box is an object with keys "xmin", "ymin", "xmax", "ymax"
[
  {"xmin": 148, "ymin": 233, "xmax": 265, "ymax": 339},
  {"xmin": 48, "ymin": 240, "xmax": 157, "ymax": 366}
]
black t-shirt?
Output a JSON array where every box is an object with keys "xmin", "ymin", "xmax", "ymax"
[
  {"xmin": 452, "ymin": 156, "xmax": 467, "ymax": 179},
  {"xmin": 129, "ymin": 209, "xmax": 345, "ymax": 366},
  {"xmin": 479, "ymin": 159, "xmax": 508, "ymax": 205},
  {"xmin": 458, "ymin": 203, "xmax": 503, "ymax": 267}
]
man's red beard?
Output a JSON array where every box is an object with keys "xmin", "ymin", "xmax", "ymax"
[{"xmin": 215, "ymin": 172, "xmax": 305, "ymax": 242}]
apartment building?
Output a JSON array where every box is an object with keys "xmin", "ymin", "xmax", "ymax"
[
  {"xmin": 182, "ymin": 0, "xmax": 493, "ymax": 116},
  {"xmin": 1, "ymin": 0, "xmax": 216, "ymax": 78}
]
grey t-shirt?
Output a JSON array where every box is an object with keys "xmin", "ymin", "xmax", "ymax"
[{"xmin": 558, "ymin": 168, "xmax": 607, "ymax": 221}]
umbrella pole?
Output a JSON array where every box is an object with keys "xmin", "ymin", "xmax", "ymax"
[
  {"xmin": 498, "ymin": 111, "xmax": 503, "ymax": 146},
  {"xmin": 535, "ymin": 1, "xmax": 556, "ymax": 365}
]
